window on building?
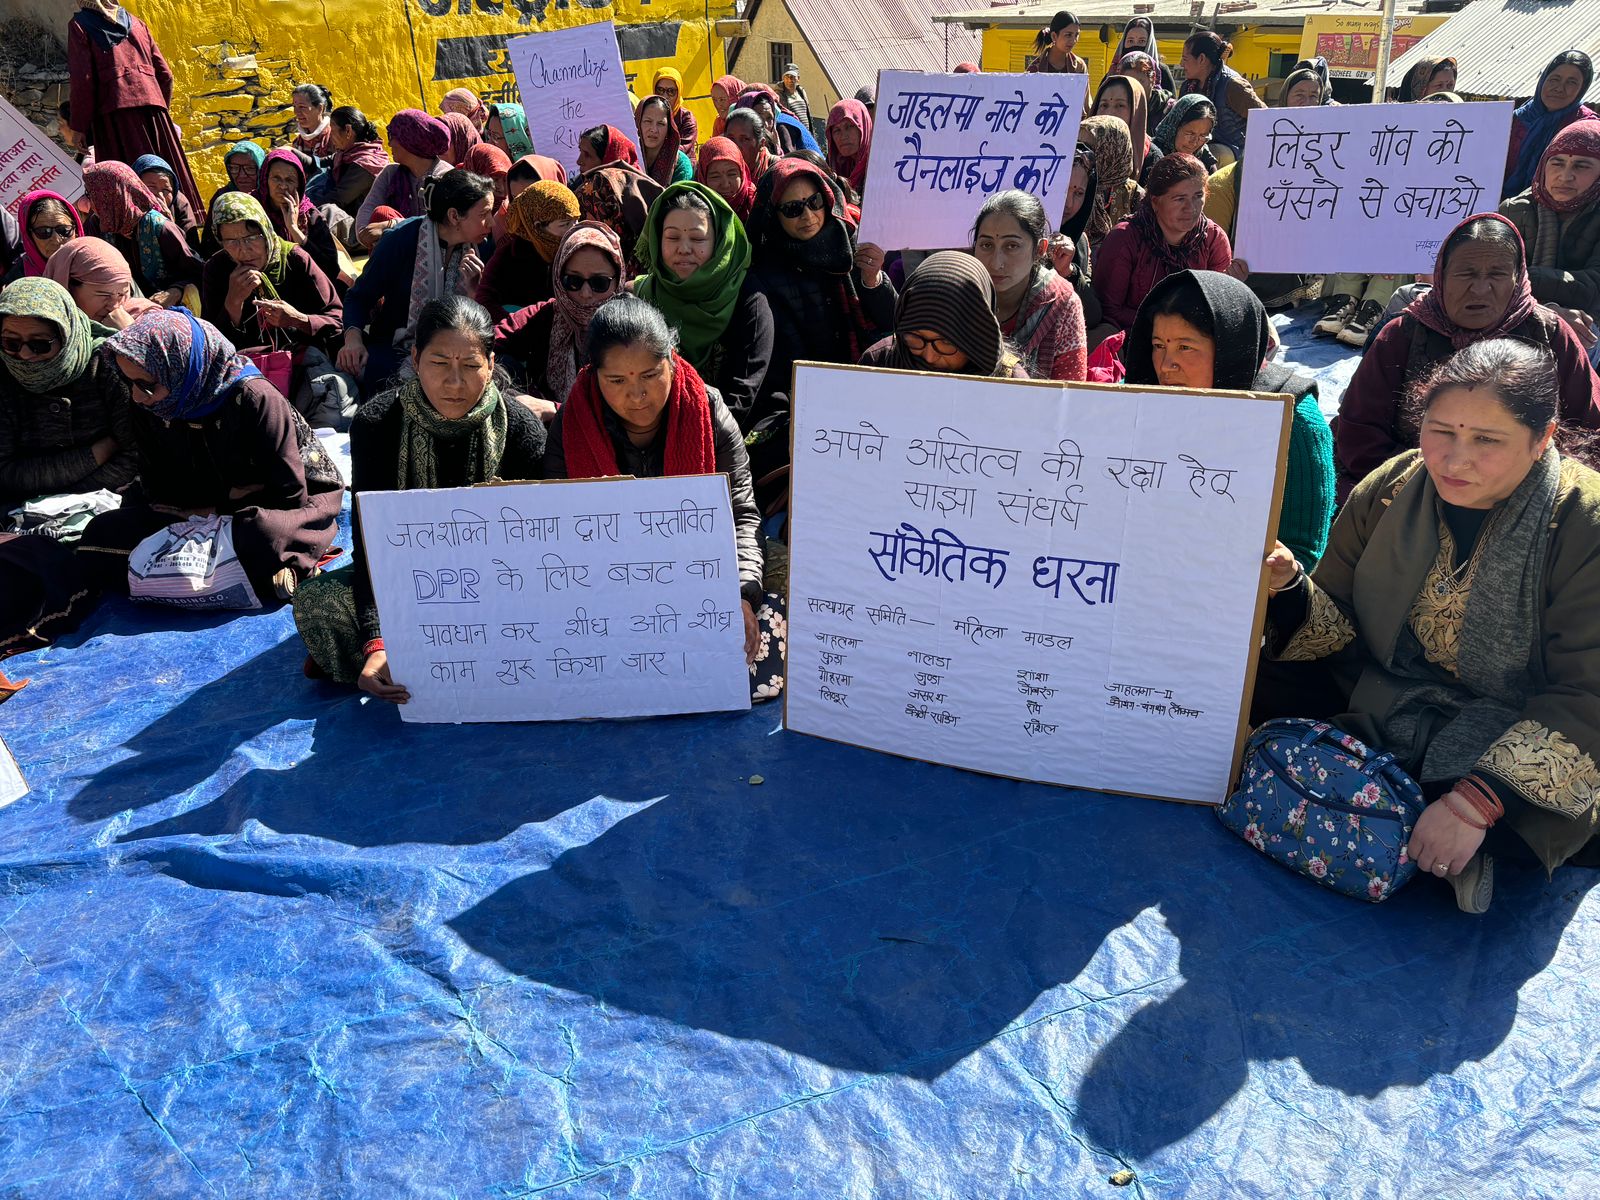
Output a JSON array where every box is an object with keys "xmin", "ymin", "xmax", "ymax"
[
  {"xmin": 769, "ymin": 42, "xmax": 793, "ymax": 86},
  {"xmin": 1268, "ymin": 51, "xmax": 1298, "ymax": 79}
]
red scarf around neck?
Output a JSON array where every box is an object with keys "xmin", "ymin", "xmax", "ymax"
[{"xmin": 561, "ymin": 353, "xmax": 717, "ymax": 478}]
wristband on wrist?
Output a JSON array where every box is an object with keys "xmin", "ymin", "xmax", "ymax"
[
  {"xmin": 1457, "ymin": 774, "xmax": 1505, "ymax": 825},
  {"xmin": 1441, "ymin": 791, "xmax": 1489, "ymax": 830},
  {"xmin": 362, "ymin": 638, "xmax": 385, "ymax": 657},
  {"xmin": 1268, "ymin": 566, "xmax": 1305, "ymax": 596}
]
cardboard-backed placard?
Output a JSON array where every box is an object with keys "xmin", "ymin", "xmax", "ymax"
[
  {"xmin": 505, "ymin": 21, "xmax": 639, "ymax": 178},
  {"xmin": 1233, "ymin": 100, "xmax": 1513, "ymax": 274},
  {"xmin": 856, "ymin": 70, "xmax": 1087, "ymax": 252},
  {"xmin": 783, "ymin": 363, "xmax": 1292, "ymax": 806},
  {"xmin": 357, "ymin": 475, "xmax": 751, "ymax": 724}
]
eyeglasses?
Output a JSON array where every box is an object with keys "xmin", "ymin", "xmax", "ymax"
[
  {"xmin": 901, "ymin": 332, "xmax": 960, "ymax": 356},
  {"xmin": 777, "ymin": 192, "xmax": 828, "ymax": 219},
  {"xmin": 29, "ymin": 224, "xmax": 75, "ymax": 243},
  {"xmin": 0, "ymin": 334, "xmax": 62, "ymax": 357},
  {"xmin": 561, "ymin": 272, "xmax": 616, "ymax": 295},
  {"xmin": 220, "ymin": 233, "xmax": 268, "ymax": 252},
  {"xmin": 114, "ymin": 366, "xmax": 160, "ymax": 398}
]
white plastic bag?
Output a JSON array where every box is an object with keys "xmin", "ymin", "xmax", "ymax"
[{"xmin": 128, "ymin": 515, "xmax": 262, "ymax": 611}]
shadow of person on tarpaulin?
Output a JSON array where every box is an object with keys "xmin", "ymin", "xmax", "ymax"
[
  {"xmin": 1070, "ymin": 851, "xmax": 1600, "ymax": 1160},
  {"xmin": 79, "ymin": 634, "xmax": 747, "ymax": 848},
  {"xmin": 449, "ymin": 724, "xmax": 1595, "ymax": 1103}
]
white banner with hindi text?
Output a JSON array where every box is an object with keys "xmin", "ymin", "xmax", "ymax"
[
  {"xmin": 0, "ymin": 95, "xmax": 81, "ymax": 217},
  {"xmin": 506, "ymin": 21, "xmax": 638, "ymax": 177},
  {"xmin": 358, "ymin": 475, "xmax": 751, "ymax": 724},
  {"xmin": 784, "ymin": 364, "xmax": 1291, "ymax": 805},
  {"xmin": 856, "ymin": 70, "xmax": 1087, "ymax": 252},
  {"xmin": 1233, "ymin": 100, "xmax": 1513, "ymax": 274}
]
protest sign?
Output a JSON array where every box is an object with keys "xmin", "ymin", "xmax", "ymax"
[
  {"xmin": 856, "ymin": 70, "xmax": 1087, "ymax": 252},
  {"xmin": 0, "ymin": 735, "xmax": 25, "ymax": 809},
  {"xmin": 0, "ymin": 95, "xmax": 81, "ymax": 217},
  {"xmin": 506, "ymin": 21, "xmax": 638, "ymax": 177},
  {"xmin": 784, "ymin": 364, "xmax": 1291, "ymax": 806},
  {"xmin": 1233, "ymin": 100, "xmax": 1513, "ymax": 274},
  {"xmin": 358, "ymin": 475, "xmax": 751, "ymax": 724}
]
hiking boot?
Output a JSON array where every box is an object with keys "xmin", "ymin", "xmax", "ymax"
[
  {"xmin": 1336, "ymin": 299, "xmax": 1385, "ymax": 348},
  {"xmin": 1313, "ymin": 294, "xmax": 1356, "ymax": 336},
  {"xmin": 1451, "ymin": 854, "xmax": 1495, "ymax": 914}
]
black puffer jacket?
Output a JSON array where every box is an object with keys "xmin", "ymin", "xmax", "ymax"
[
  {"xmin": 0, "ymin": 348, "xmax": 138, "ymax": 505},
  {"xmin": 543, "ymin": 386, "xmax": 764, "ymax": 604}
]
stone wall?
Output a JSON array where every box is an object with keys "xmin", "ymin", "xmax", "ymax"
[{"xmin": 0, "ymin": 19, "xmax": 69, "ymax": 150}]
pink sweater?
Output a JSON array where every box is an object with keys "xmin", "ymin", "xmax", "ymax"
[{"xmin": 1091, "ymin": 217, "xmax": 1233, "ymax": 330}]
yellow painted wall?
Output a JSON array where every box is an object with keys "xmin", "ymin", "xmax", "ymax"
[
  {"xmin": 133, "ymin": 0, "xmax": 733, "ymax": 195},
  {"xmin": 729, "ymin": 0, "xmax": 841, "ymax": 118},
  {"xmin": 980, "ymin": 24, "xmax": 1305, "ymax": 96}
]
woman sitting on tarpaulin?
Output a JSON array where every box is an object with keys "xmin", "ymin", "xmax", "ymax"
[{"xmin": 294, "ymin": 296, "xmax": 548, "ymax": 698}]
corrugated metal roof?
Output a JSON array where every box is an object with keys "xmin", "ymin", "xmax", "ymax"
[
  {"xmin": 936, "ymin": 0, "xmax": 1430, "ymax": 29},
  {"xmin": 785, "ymin": 0, "xmax": 983, "ymax": 95},
  {"xmin": 1386, "ymin": 0, "xmax": 1600, "ymax": 100}
]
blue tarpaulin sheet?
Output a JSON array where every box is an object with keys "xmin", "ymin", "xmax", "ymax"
[{"xmin": 3, "ymin": 307, "xmax": 1598, "ymax": 1198}]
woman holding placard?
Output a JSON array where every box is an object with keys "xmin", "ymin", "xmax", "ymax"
[
  {"xmin": 635, "ymin": 97, "xmax": 694, "ymax": 188},
  {"xmin": 1504, "ymin": 52, "xmax": 1599, "ymax": 199},
  {"xmin": 1092, "ymin": 154, "xmax": 1231, "ymax": 331},
  {"xmin": 970, "ymin": 191, "xmax": 1085, "ymax": 381},
  {"xmin": 1122, "ymin": 269, "xmax": 1333, "ymax": 569},
  {"xmin": 742, "ymin": 159, "xmax": 894, "ymax": 421},
  {"xmin": 295, "ymin": 296, "xmax": 547, "ymax": 697},
  {"xmin": 1177, "ymin": 31, "xmax": 1264, "ymax": 164},
  {"xmin": 541, "ymin": 295, "xmax": 781, "ymax": 700},
  {"xmin": 1335, "ymin": 214, "xmax": 1600, "ymax": 501},
  {"xmin": 1501, "ymin": 123, "xmax": 1600, "ymax": 313},
  {"xmin": 635, "ymin": 183, "xmax": 773, "ymax": 427},
  {"xmin": 1258, "ymin": 339, "xmax": 1600, "ymax": 912}
]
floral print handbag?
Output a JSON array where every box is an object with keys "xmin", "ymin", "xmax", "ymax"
[{"xmin": 1217, "ymin": 718, "xmax": 1428, "ymax": 903}]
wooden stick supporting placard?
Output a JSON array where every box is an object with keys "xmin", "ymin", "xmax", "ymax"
[{"xmin": 782, "ymin": 362, "xmax": 1292, "ymax": 806}]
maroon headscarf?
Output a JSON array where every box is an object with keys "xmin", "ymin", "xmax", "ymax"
[
  {"xmin": 1406, "ymin": 213, "xmax": 1540, "ymax": 350},
  {"xmin": 634, "ymin": 95, "xmax": 682, "ymax": 187},
  {"xmin": 825, "ymin": 99, "xmax": 873, "ymax": 195},
  {"xmin": 255, "ymin": 148, "xmax": 314, "ymax": 219},
  {"xmin": 1532, "ymin": 120, "xmax": 1600, "ymax": 214},
  {"xmin": 442, "ymin": 112, "xmax": 481, "ymax": 166},
  {"xmin": 595, "ymin": 125, "xmax": 642, "ymax": 170}
]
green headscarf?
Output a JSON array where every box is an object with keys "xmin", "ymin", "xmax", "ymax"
[
  {"xmin": 0, "ymin": 277, "xmax": 102, "ymax": 394},
  {"xmin": 493, "ymin": 104, "xmax": 535, "ymax": 159},
  {"xmin": 394, "ymin": 374, "xmax": 508, "ymax": 490},
  {"xmin": 225, "ymin": 140, "xmax": 266, "ymax": 171},
  {"xmin": 634, "ymin": 181, "xmax": 750, "ymax": 370},
  {"xmin": 208, "ymin": 191, "xmax": 295, "ymax": 292}
]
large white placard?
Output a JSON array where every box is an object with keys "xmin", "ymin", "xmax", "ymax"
[
  {"xmin": 1233, "ymin": 100, "xmax": 1512, "ymax": 274},
  {"xmin": 856, "ymin": 70, "xmax": 1087, "ymax": 252},
  {"xmin": 505, "ymin": 21, "xmax": 638, "ymax": 177},
  {"xmin": 358, "ymin": 476, "xmax": 751, "ymax": 724},
  {"xmin": 784, "ymin": 364, "xmax": 1291, "ymax": 805},
  {"xmin": 0, "ymin": 95, "xmax": 81, "ymax": 216}
]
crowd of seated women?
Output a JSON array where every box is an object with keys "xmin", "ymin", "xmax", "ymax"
[{"xmin": 6, "ymin": 11, "xmax": 1600, "ymax": 911}]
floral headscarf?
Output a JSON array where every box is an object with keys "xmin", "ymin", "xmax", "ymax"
[
  {"xmin": 209, "ymin": 191, "xmax": 295, "ymax": 289},
  {"xmin": 0, "ymin": 276, "xmax": 98, "ymax": 393},
  {"xmin": 547, "ymin": 221, "xmax": 625, "ymax": 402},
  {"xmin": 505, "ymin": 180, "xmax": 581, "ymax": 260},
  {"xmin": 17, "ymin": 190, "xmax": 83, "ymax": 277},
  {"xmin": 82, "ymin": 161, "xmax": 159, "ymax": 239},
  {"xmin": 1078, "ymin": 116, "xmax": 1141, "ymax": 240},
  {"xmin": 695, "ymin": 137, "xmax": 755, "ymax": 222},
  {"xmin": 107, "ymin": 308, "xmax": 263, "ymax": 421},
  {"xmin": 441, "ymin": 87, "xmax": 489, "ymax": 128},
  {"xmin": 490, "ymin": 103, "xmax": 535, "ymax": 159}
]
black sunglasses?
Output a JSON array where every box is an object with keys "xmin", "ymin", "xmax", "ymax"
[
  {"xmin": 30, "ymin": 224, "xmax": 75, "ymax": 242},
  {"xmin": 1, "ymin": 334, "xmax": 62, "ymax": 357},
  {"xmin": 776, "ymin": 192, "xmax": 828, "ymax": 219},
  {"xmin": 561, "ymin": 272, "xmax": 616, "ymax": 295}
]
